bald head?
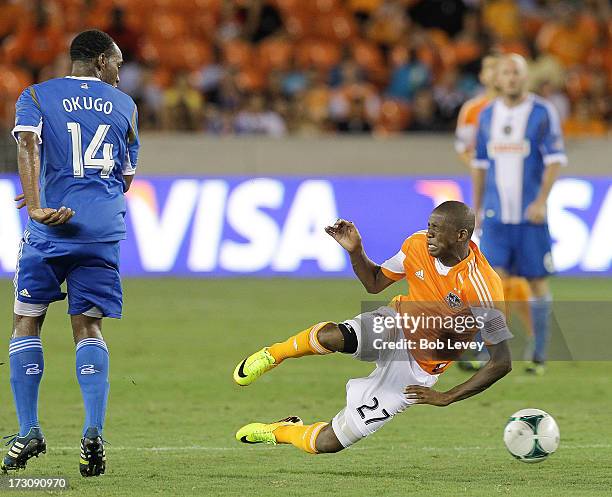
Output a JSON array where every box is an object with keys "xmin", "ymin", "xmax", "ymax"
[
  {"xmin": 498, "ymin": 53, "xmax": 528, "ymax": 101},
  {"xmin": 426, "ymin": 201, "xmax": 475, "ymax": 264},
  {"xmin": 432, "ymin": 201, "xmax": 475, "ymax": 237}
]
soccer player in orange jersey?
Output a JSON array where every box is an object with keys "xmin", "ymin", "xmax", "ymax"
[
  {"xmin": 233, "ymin": 201, "xmax": 512, "ymax": 454},
  {"xmin": 455, "ymin": 55, "xmax": 499, "ymax": 168}
]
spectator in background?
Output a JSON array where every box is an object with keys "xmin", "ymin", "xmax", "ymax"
[
  {"xmin": 106, "ymin": 7, "xmax": 140, "ymax": 62},
  {"xmin": 335, "ymin": 96, "xmax": 373, "ymax": 133},
  {"xmin": 563, "ymin": 98, "xmax": 607, "ymax": 138},
  {"xmin": 162, "ymin": 73, "xmax": 204, "ymax": 131},
  {"xmin": 4, "ymin": 1, "xmax": 64, "ymax": 80},
  {"xmin": 407, "ymin": 88, "xmax": 446, "ymax": 131},
  {"xmin": 386, "ymin": 47, "xmax": 430, "ymax": 101},
  {"xmin": 482, "ymin": 0, "xmax": 521, "ymax": 42},
  {"xmin": 244, "ymin": 0, "xmax": 283, "ymax": 43},
  {"xmin": 537, "ymin": 80, "xmax": 570, "ymax": 123},
  {"xmin": 329, "ymin": 59, "xmax": 380, "ymax": 126},
  {"xmin": 366, "ymin": 0, "xmax": 408, "ymax": 50},
  {"xmin": 234, "ymin": 94, "xmax": 286, "ymax": 137},
  {"xmin": 433, "ymin": 69, "xmax": 466, "ymax": 125},
  {"xmin": 537, "ymin": 3, "xmax": 595, "ymax": 67}
]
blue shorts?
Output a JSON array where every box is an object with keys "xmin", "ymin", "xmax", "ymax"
[
  {"xmin": 14, "ymin": 231, "xmax": 122, "ymax": 318},
  {"xmin": 479, "ymin": 221, "xmax": 554, "ymax": 279}
]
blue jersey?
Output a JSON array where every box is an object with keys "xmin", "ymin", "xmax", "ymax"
[
  {"xmin": 12, "ymin": 76, "xmax": 139, "ymax": 242},
  {"xmin": 473, "ymin": 94, "xmax": 567, "ymax": 225}
]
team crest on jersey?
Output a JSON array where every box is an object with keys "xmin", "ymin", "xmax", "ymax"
[{"xmin": 445, "ymin": 292, "xmax": 463, "ymax": 309}]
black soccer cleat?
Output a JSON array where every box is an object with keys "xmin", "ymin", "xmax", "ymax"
[
  {"xmin": 79, "ymin": 427, "xmax": 106, "ymax": 477},
  {"xmin": 1, "ymin": 427, "xmax": 46, "ymax": 473}
]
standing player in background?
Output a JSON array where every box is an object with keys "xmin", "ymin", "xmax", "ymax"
[
  {"xmin": 455, "ymin": 54, "xmax": 532, "ymax": 370},
  {"xmin": 455, "ymin": 54, "xmax": 499, "ymax": 169},
  {"xmin": 472, "ymin": 54, "xmax": 566, "ymax": 375},
  {"xmin": 3, "ymin": 30, "xmax": 139, "ymax": 477}
]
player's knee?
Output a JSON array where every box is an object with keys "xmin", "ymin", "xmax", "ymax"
[
  {"xmin": 316, "ymin": 323, "xmax": 344, "ymax": 352},
  {"xmin": 315, "ymin": 425, "xmax": 345, "ymax": 454},
  {"xmin": 528, "ymin": 277, "xmax": 549, "ymax": 298},
  {"xmin": 317, "ymin": 322, "xmax": 358, "ymax": 354}
]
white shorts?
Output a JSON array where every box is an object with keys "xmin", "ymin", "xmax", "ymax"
[{"xmin": 331, "ymin": 306, "xmax": 438, "ymax": 448}]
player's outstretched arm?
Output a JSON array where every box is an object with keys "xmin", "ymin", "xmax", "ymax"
[
  {"xmin": 17, "ymin": 131, "xmax": 74, "ymax": 226},
  {"xmin": 325, "ymin": 219, "xmax": 395, "ymax": 294},
  {"xmin": 405, "ymin": 340, "xmax": 512, "ymax": 407}
]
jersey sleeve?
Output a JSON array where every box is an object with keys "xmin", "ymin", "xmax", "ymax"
[
  {"xmin": 540, "ymin": 103, "xmax": 567, "ymax": 167},
  {"xmin": 124, "ymin": 103, "xmax": 140, "ymax": 175},
  {"xmin": 12, "ymin": 86, "xmax": 43, "ymax": 144},
  {"xmin": 380, "ymin": 237, "xmax": 410, "ymax": 281},
  {"xmin": 454, "ymin": 102, "xmax": 476, "ymax": 155},
  {"xmin": 464, "ymin": 264, "xmax": 513, "ymax": 345},
  {"xmin": 471, "ymin": 114, "xmax": 489, "ymax": 169}
]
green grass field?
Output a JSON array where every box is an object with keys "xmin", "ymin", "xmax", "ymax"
[{"xmin": 1, "ymin": 278, "xmax": 611, "ymax": 497}]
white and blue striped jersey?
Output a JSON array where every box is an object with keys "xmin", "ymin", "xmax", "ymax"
[{"xmin": 472, "ymin": 94, "xmax": 567, "ymax": 224}]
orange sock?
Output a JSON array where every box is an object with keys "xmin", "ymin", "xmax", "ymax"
[
  {"xmin": 268, "ymin": 322, "xmax": 333, "ymax": 363},
  {"xmin": 504, "ymin": 277, "xmax": 533, "ymax": 336},
  {"xmin": 274, "ymin": 422, "xmax": 328, "ymax": 454}
]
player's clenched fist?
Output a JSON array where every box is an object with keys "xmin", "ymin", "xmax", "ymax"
[{"xmin": 325, "ymin": 219, "xmax": 362, "ymax": 254}]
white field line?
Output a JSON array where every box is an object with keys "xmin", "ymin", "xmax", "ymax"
[{"xmin": 48, "ymin": 443, "xmax": 612, "ymax": 452}]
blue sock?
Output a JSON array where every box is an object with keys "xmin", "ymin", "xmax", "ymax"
[
  {"xmin": 75, "ymin": 338, "xmax": 109, "ymax": 437},
  {"xmin": 530, "ymin": 294, "xmax": 552, "ymax": 363},
  {"xmin": 9, "ymin": 337, "xmax": 44, "ymax": 436}
]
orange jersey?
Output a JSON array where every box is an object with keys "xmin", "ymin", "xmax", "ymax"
[
  {"xmin": 380, "ymin": 231, "xmax": 511, "ymax": 374},
  {"xmin": 455, "ymin": 94, "xmax": 491, "ymax": 155}
]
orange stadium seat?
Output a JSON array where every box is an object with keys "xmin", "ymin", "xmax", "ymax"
[
  {"xmin": 236, "ymin": 67, "xmax": 266, "ymax": 92},
  {"xmin": 314, "ymin": 10, "xmax": 356, "ymax": 41},
  {"xmin": 284, "ymin": 14, "xmax": 315, "ymax": 39},
  {"xmin": 314, "ymin": 0, "xmax": 340, "ymax": 14},
  {"xmin": 295, "ymin": 39, "xmax": 341, "ymax": 70},
  {"xmin": 190, "ymin": 11, "xmax": 220, "ymax": 41},
  {"xmin": 258, "ymin": 38, "xmax": 294, "ymax": 71},
  {"xmin": 147, "ymin": 13, "xmax": 188, "ymax": 41},
  {"xmin": 223, "ymin": 40, "xmax": 253, "ymax": 69}
]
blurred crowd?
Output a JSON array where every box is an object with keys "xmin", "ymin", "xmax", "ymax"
[{"xmin": 1, "ymin": 0, "xmax": 611, "ymax": 137}]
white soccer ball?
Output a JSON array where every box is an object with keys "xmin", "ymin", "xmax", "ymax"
[{"xmin": 503, "ymin": 408, "xmax": 560, "ymax": 463}]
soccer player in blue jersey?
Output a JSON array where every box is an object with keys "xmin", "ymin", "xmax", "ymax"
[
  {"xmin": 2, "ymin": 30, "xmax": 139, "ymax": 477},
  {"xmin": 472, "ymin": 54, "xmax": 566, "ymax": 376}
]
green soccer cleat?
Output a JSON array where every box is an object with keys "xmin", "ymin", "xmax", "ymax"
[
  {"xmin": 236, "ymin": 416, "xmax": 303, "ymax": 445},
  {"xmin": 525, "ymin": 361, "xmax": 546, "ymax": 376},
  {"xmin": 1, "ymin": 428, "xmax": 46, "ymax": 473},
  {"xmin": 79, "ymin": 427, "xmax": 106, "ymax": 477},
  {"xmin": 233, "ymin": 347, "xmax": 277, "ymax": 386}
]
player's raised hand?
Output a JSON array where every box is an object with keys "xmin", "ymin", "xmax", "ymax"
[
  {"xmin": 14, "ymin": 193, "xmax": 26, "ymax": 209},
  {"xmin": 404, "ymin": 385, "xmax": 452, "ymax": 407},
  {"xmin": 29, "ymin": 206, "xmax": 75, "ymax": 226},
  {"xmin": 325, "ymin": 219, "xmax": 362, "ymax": 253}
]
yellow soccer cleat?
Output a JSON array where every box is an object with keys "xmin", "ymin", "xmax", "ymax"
[
  {"xmin": 236, "ymin": 416, "xmax": 303, "ymax": 445},
  {"xmin": 233, "ymin": 347, "xmax": 277, "ymax": 386}
]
